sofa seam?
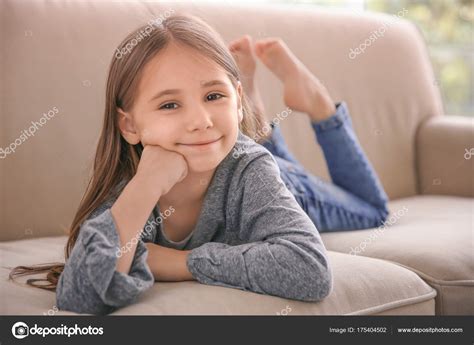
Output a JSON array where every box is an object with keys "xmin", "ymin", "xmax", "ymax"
[
  {"xmin": 345, "ymin": 289, "xmax": 437, "ymax": 316},
  {"xmin": 428, "ymin": 281, "xmax": 444, "ymax": 315},
  {"xmin": 382, "ymin": 260, "xmax": 474, "ymax": 286}
]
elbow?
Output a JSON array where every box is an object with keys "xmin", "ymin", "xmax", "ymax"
[
  {"xmin": 56, "ymin": 285, "xmax": 114, "ymax": 316},
  {"xmin": 279, "ymin": 258, "xmax": 333, "ymax": 302},
  {"xmin": 56, "ymin": 269, "xmax": 118, "ymax": 315},
  {"xmin": 56, "ymin": 291, "xmax": 116, "ymax": 315},
  {"xmin": 300, "ymin": 263, "xmax": 333, "ymax": 302}
]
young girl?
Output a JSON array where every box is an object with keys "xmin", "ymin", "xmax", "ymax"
[{"xmin": 10, "ymin": 13, "xmax": 387, "ymax": 315}]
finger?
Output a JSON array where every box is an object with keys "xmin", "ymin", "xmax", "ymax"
[{"xmin": 178, "ymin": 160, "xmax": 188, "ymax": 183}]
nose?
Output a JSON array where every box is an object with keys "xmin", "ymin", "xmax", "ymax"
[{"xmin": 185, "ymin": 102, "xmax": 214, "ymax": 132}]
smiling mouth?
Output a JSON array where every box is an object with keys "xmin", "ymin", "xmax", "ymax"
[{"xmin": 179, "ymin": 136, "xmax": 223, "ymax": 146}]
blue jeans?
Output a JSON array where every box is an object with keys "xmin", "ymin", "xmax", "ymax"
[{"xmin": 260, "ymin": 102, "xmax": 389, "ymax": 232}]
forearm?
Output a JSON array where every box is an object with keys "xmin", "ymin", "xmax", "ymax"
[
  {"xmin": 146, "ymin": 243, "xmax": 194, "ymax": 281},
  {"xmin": 186, "ymin": 240, "xmax": 332, "ymax": 302},
  {"xmin": 111, "ymin": 176, "xmax": 161, "ymax": 274}
]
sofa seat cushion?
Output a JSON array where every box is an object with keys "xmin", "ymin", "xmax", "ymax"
[
  {"xmin": 1, "ymin": 236, "xmax": 435, "ymax": 315},
  {"xmin": 320, "ymin": 195, "xmax": 474, "ymax": 315}
]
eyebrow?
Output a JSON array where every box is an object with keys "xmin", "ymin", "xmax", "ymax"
[{"xmin": 148, "ymin": 79, "xmax": 229, "ymax": 103}]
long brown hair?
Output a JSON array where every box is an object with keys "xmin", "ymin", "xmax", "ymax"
[{"xmin": 9, "ymin": 14, "xmax": 266, "ymax": 291}]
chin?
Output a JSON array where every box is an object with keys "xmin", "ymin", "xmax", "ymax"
[{"xmin": 186, "ymin": 155, "xmax": 223, "ymax": 173}]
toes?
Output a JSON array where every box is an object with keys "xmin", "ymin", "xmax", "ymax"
[
  {"xmin": 228, "ymin": 41, "xmax": 239, "ymax": 52},
  {"xmin": 254, "ymin": 41, "xmax": 266, "ymax": 57},
  {"xmin": 229, "ymin": 35, "xmax": 254, "ymax": 53},
  {"xmin": 242, "ymin": 34, "xmax": 253, "ymax": 48},
  {"xmin": 255, "ymin": 38, "xmax": 283, "ymax": 51},
  {"xmin": 254, "ymin": 39, "xmax": 274, "ymax": 57}
]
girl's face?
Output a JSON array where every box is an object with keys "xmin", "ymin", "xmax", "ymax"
[{"xmin": 118, "ymin": 42, "xmax": 243, "ymax": 173}]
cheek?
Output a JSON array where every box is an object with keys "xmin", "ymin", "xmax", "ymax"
[
  {"xmin": 217, "ymin": 108, "xmax": 240, "ymax": 130},
  {"xmin": 140, "ymin": 126, "xmax": 170, "ymax": 147},
  {"xmin": 140, "ymin": 128, "xmax": 155, "ymax": 146}
]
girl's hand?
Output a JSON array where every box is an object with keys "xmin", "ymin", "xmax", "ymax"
[
  {"xmin": 145, "ymin": 243, "xmax": 194, "ymax": 281},
  {"xmin": 135, "ymin": 145, "xmax": 188, "ymax": 199}
]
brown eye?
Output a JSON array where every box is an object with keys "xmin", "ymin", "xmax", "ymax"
[
  {"xmin": 206, "ymin": 93, "xmax": 224, "ymax": 101},
  {"xmin": 159, "ymin": 103, "xmax": 178, "ymax": 110}
]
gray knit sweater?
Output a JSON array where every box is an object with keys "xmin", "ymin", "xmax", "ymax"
[{"xmin": 56, "ymin": 131, "xmax": 333, "ymax": 314}]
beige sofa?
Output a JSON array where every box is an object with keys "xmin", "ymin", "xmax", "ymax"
[{"xmin": 1, "ymin": 1, "xmax": 472, "ymax": 315}]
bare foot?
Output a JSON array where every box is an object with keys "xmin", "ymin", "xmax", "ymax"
[
  {"xmin": 254, "ymin": 38, "xmax": 336, "ymax": 122},
  {"xmin": 228, "ymin": 35, "xmax": 270, "ymax": 138}
]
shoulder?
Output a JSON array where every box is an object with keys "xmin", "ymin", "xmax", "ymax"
[
  {"xmin": 225, "ymin": 131, "xmax": 280, "ymax": 183},
  {"xmin": 214, "ymin": 132, "xmax": 286, "ymax": 210}
]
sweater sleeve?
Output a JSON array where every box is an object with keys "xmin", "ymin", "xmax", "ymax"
[
  {"xmin": 186, "ymin": 153, "xmax": 333, "ymax": 302},
  {"xmin": 56, "ymin": 207, "xmax": 154, "ymax": 315}
]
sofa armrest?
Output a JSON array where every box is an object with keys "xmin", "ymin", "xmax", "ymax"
[{"xmin": 416, "ymin": 116, "xmax": 473, "ymax": 197}]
